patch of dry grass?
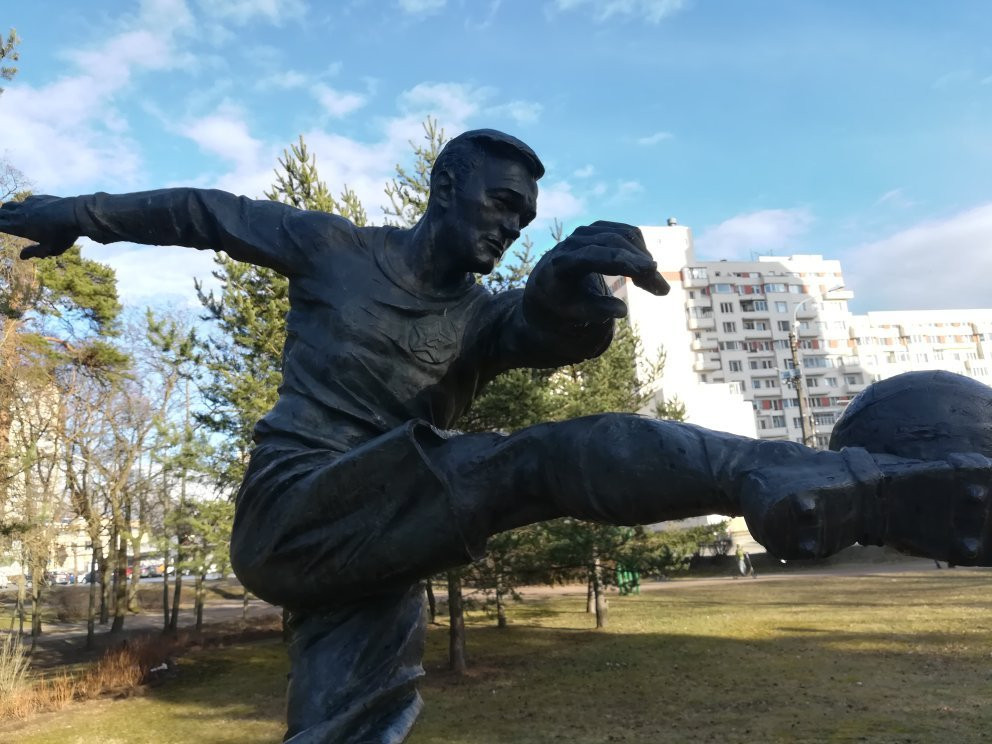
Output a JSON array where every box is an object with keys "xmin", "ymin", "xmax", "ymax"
[{"xmin": 2, "ymin": 570, "xmax": 991, "ymax": 743}]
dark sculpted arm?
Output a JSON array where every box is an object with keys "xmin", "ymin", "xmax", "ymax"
[
  {"xmin": 0, "ymin": 188, "xmax": 327, "ymax": 276},
  {"xmin": 476, "ymin": 221, "xmax": 670, "ymax": 373}
]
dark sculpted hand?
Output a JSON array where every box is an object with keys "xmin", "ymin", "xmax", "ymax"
[
  {"xmin": 523, "ymin": 221, "xmax": 670, "ymax": 326},
  {"xmin": 0, "ymin": 195, "xmax": 79, "ymax": 260}
]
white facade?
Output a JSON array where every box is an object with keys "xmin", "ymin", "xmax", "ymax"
[
  {"xmin": 614, "ymin": 223, "xmax": 759, "ymax": 440},
  {"xmin": 848, "ymin": 309, "xmax": 992, "ymax": 387}
]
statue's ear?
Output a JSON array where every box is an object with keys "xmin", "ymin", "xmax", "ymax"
[{"xmin": 432, "ymin": 168, "xmax": 455, "ymax": 209}]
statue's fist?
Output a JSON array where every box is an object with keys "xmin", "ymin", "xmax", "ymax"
[{"xmin": 0, "ymin": 195, "xmax": 79, "ymax": 259}]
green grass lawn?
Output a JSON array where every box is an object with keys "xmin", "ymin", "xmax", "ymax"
[{"xmin": 4, "ymin": 570, "xmax": 991, "ymax": 743}]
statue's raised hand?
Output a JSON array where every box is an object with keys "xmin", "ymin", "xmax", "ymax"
[
  {"xmin": 0, "ymin": 195, "xmax": 79, "ymax": 259},
  {"xmin": 523, "ymin": 221, "xmax": 670, "ymax": 327}
]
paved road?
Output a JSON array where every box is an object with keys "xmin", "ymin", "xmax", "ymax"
[{"xmin": 18, "ymin": 599, "xmax": 283, "ymax": 668}]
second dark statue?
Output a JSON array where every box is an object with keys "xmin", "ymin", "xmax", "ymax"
[{"xmin": 3, "ymin": 129, "xmax": 991, "ymax": 743}]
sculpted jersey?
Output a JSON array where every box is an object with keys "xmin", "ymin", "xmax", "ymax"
[{"xmin": 73, "ymin": 188, "xmax": 612, "ymax": 451}]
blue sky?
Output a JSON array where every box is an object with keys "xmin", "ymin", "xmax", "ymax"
[{"xmin": 2, "ymin": 0, "xmax": 991, "ymax": 313}]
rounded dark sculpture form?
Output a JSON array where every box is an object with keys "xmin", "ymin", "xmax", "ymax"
[{"xmin": 830, "ymin": 370, "xmax": 992, "ymax": 459}]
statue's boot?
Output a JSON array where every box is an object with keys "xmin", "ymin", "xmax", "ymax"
[{"xmin": 740, "ymin": 449, "xmax": 992, "ymax": 565}]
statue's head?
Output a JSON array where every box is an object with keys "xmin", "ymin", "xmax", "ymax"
[
  {"xmin": 829, "ymin": 370, "xmax": 992, "ymax": 459},
  {"xmin": 428, "ymin": 129, "xmax": 544, "ymax": 275}
]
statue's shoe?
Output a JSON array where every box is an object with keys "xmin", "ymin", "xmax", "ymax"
[
  {"xmin": 879, "ymin": 452, "xmax": 992, "ymax": 566},
  {"xmin": 739, "ymin": 448, "xmax": 992, "ymax": 565}
]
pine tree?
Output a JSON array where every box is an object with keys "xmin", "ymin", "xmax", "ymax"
[{"xmin": 0, "ymin": 28, "xmax": 18, "ymax": 95}]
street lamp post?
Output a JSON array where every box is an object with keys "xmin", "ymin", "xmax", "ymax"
[{"xmin": 788, "ymin": 285, "xmax": 844, "ymax": 448}]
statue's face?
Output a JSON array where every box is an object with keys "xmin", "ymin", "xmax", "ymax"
[{"xmin": 447, "ymin": 156, "xmax": 538, "ymax": 275}]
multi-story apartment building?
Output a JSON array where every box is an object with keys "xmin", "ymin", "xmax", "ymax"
[
  {"xmin": 848, "ymin": 310, "xmax": 992, "ymax": 387},
  {"xmin": 627, "ymin": 219, "xmax": 992, "ymax": 450},
  {"xmin": 680, "ymin": 253, "xmax": 860, "ymax": 447}
]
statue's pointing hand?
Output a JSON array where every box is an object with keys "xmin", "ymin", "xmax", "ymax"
[
  {"xmin": 0, "ymin": 195, "xmax": 79, "ymax": 260},
  {"xmin": 524, "ymin": 221, "xmax": 670, "ymax": 327}
]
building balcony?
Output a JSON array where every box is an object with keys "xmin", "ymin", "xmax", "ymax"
[
  {"xmin": 691, "ymin": 338, "xmax": 719, "ymax": 352},
  {"xmin": 757, "ymin": 425, "xmax": 789, "ymax": 437},
  {"xmin": 751, "ymin": 388, "xmax": 782, "ymax": 397},
  {"xmin": 845, "ymin": 382, "xmax": 868, "ymax": 393},
  {"xmin": 687, "ymin": 317, "xmax": 716, "ymax": 331},
  {"xmin": 693, "ymin": 357, "xmax": 721, "ymax": 372},
  {"xmin": 682, "ymin": 270, "xmax": 710, "ymax": 288}
]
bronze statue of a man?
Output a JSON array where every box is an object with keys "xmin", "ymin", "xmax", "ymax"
[{"xmin": 3, "ymin": 129, "xmax": 990, "ymax": 743}]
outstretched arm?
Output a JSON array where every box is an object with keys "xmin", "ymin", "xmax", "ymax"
[
  {"xmin": 476, "ymin": 221, "xmax": 670, "ymax": 372},
  {"xmin": 0, "ymin": 188, "xmax": 328, "ymax": 276}
]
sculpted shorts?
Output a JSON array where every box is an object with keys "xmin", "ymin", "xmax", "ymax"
[{"xmin": 230, "ymin": 419, "xmax": 486, "ymax": 612}]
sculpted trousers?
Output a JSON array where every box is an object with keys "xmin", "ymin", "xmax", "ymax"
[{"xmin": 230, "ymin": 414, "xmax": 969, "ymax": 743}]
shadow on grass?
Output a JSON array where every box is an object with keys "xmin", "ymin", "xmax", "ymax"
[{"xmin": 415, "ymin": 621, "xmax": 992, "ymax": 744}]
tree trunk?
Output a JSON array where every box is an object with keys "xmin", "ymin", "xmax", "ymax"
[
  {"xmin": 586, "ymin": 576, "xmax": 594, "ymax": 614},
  {"xmin": 161, "ymin": 545, "xmax": 170, "ymax": 632},
  {"xmin": 86, "ymin": 550, "xmax": 97, "ymax": 650},
  {"xmin": 447, "ymin": 571, "xmax": 466, "ymax": 674},
  {"xmin": 242, "ymin": 583, "xmax": 250, "ymax": 622},
  {"xmin": 425, "ymin": 580, "xmax": 437, "ymax": 624},
  {"xmin": 126, "ymin": 545, "xmax": 141, "ymax": 613},
  {"xmin": 194, "ymin": 572, "xmax": 205, "ymax": 632},
  {"xmin": 110, "ymin": 529, "xmax": 128, "ymax": 633},
  {"xmin": 169, "ymin": 547, "xmax": 183, "ymax": 632},
  {"xmin": 14, "ymin": 575, "xmax": 26, "ymax": 633},
  {"xmin": 495, "ymin": 573, "xmax": 507, "ymax": 629},
  {"xmin": 29, "ymin": 565, "xmax": 43, "ymax": 650},
  {"xmin": 99, "ymin": 533, "xmax": 112, "ymax": 624},
  {"xmin": 591, "ymin": 556, "xmax": 608, "ymax": 629}
]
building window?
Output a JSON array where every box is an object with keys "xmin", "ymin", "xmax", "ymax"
[
  {"xmin": 764, "ymin": 283, "xmax": 787, "ymax": 293},
  {"xmin": 719, "ymin": 302, "xmax": 734, "ymax": 313},
  {"xmin": 775, "ymin": 301, "xmax": 788, "ymax": 313},
  {"xmin": 712, "ymin": 283, "xmax": 735, "ymax": 293},
  {"xmin": 777, "ymin": 320, "xmax": 790, "ymax": 331},
  {"xmin": 728, "ymin": 360, "xmax": 742, "ymax": 372},
  {"xmin": 751, "ymin": 378, "xmax": 762, "ymax": 389},
  {"xmin": 825, "ymin": 377, "xmax": 838, "ymax": 387},
  {"xmin": 772, "ymin": 415, "xmax": 786, "ymax": 428},
  {"xmin": 723, "ymin": 322, "xmax": 737, "ymax": 333}
]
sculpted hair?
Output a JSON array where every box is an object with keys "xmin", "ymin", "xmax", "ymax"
[{"xmin": 430, "ymin": 129, "xmax": 545, "ymax": 195}]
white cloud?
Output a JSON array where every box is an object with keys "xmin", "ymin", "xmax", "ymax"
[
  {"xmin": 843, "ymin": 203, "xmax": 992, "ymax": 311},
  {"xmin": 84, "ymin": 238, "xmax": 221, "ymax": 306},
  {"xmin": 932, "ymin": 69, "xmax": 972, "ymax": 90},
  {"xmin": 637, "ymin": 130, "xmax": 673, "ymax": 145},
  {"xmin": 399, "ymin": 82, "xmax": 491, "ymax": 123},
  {"xmin": 616, "ymin": 180, "xmax": 643, "ymax": 198},
  {"xmin": 695, "ymin": 208, "xmax": 814, "ymax": 260},
  {"xmin": 311, "ymin": 83, "xmax": 369, "ymax": 118},
  {"xmin": 177, "ymin": 104, "xmax": 279, "ymax": 197},
  {"xmin": 397, "ymin": 0, "xmax": 447, "ymax": 14},
  {"xmin": 551, "ymin": 0, "xmax": 685, "ymax": 23},
  {"xmin": 257, "ymin": 70, "xmax": 309, "ymax": 89},
  {"xmin": 573, "ymin": 164, "xmax": 595, "ymax": 178},
  {"xmin": 535, "ymin": 180, "xmax": 585, "ymax": 226},
  {"xmin": 0, "ymin": 0, "xmax": 194, "ymax": 191},
  {"xmin": 196, "ymin": 0, "xmax": 306, "ymax": 24},
  {"xmin": 489, "ymin": 100, "xmax": 543, "ymax": 124},
  {"xmin": 874, "ymin": 188, "xmax": 915, "ymax": 209}
]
